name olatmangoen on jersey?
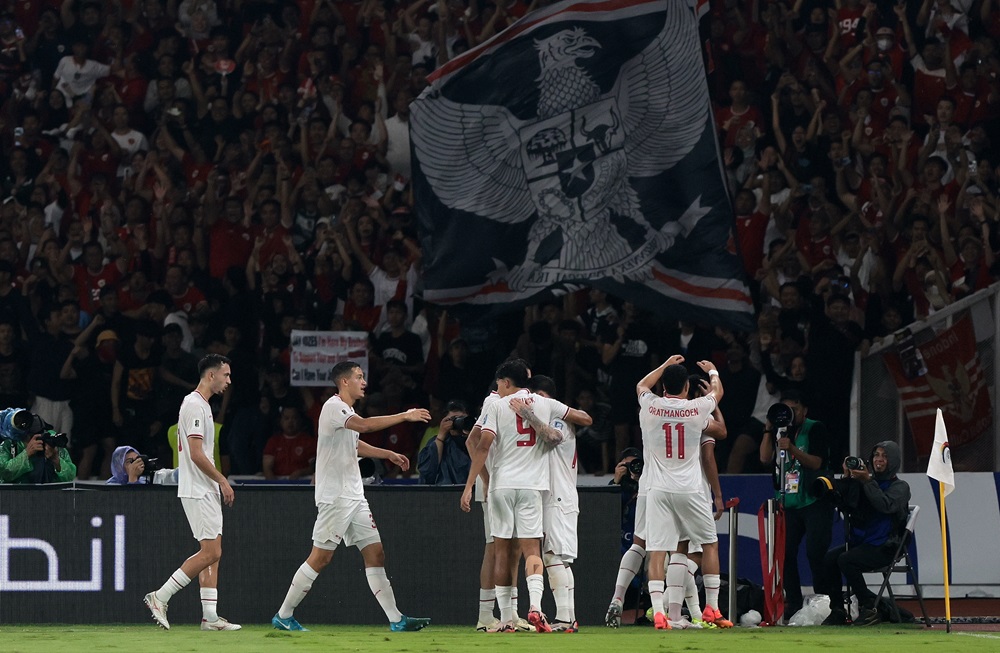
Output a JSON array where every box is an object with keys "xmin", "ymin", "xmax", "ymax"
[{"xmin": 647, "ymin": 406, "xmax": 700, "ymax": 418}]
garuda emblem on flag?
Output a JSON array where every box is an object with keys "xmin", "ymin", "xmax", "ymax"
[{"xmin": 411, "ymin": 0, "xmax": 752, "ymax": 328}]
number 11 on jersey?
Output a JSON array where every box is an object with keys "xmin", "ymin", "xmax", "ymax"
[{"xmin": 662, "ymin": 423, "xmax": 685, "ymax": 459}]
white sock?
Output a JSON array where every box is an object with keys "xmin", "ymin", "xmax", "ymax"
[
  {"xmin": 613, "ymin": 544, "xmax": 645, "ymax": 603},
  {"xmin": 704, "ymin": 574, "xmax": 721, "ymax": 611},
  {"xmin": 279, "ymin": 563, "xmax": 319, "ymax": 619},
  {"xmin": 667, "ymin": 553, "xmax": 687, "ymax": 622},
  {"xmin": 154, "ymin": 569, "xmax": 191, "ymax": 603},
  {"xmin": 649, "ymin": 579, "xmax": 665, "ymax": 616},
  {"xmin": 526, "ymin": 574, "xmax": 545, "ymax": 613},
  {"xmin": 365, "ymin": 567, "xmax": 403, "ymax": 624},
  {"xmin": 544, "ymin": 553, "xmax": 569, "ymax": 621},
  {"xmin": 565, "ymin": 564, "xmax": 576, "ymax": 622},
  {"xmin": 684, "ymin": 559, "xmax": 702, "ymax": 617},
  {"xmin": 496, "ymin": 585, "xmax": 513, "ymax": 623},
  {"xmin": 510, "ymin": 587, "xmax": 519, "ymax": 617},
  {"xmin": 479, "ymin": 588, "xmax": 496, "ymax": 622},
  {"xmin": 201, "ymin": 588, "xmax": 218, "ymax": 622}
]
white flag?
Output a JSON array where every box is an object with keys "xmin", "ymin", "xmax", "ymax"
[{"xmin": 926, "ymin": 408, "xmax": 955, "ymax": 497}]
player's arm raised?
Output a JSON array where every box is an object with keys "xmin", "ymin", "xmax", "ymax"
[
  {"xmin": 636, "ymin": 354, "xmax": 685, "ymax": 396},
  {"xmin": 696, "ymin": 360, "xmax": 724, "ymax": 404},
  {"xmin": 346, "ymin": 407, "xmax": 431, "ymax": 433}
]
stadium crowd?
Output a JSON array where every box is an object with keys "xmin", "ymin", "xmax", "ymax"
[{"xmin": 0, "ymin": 0, "xmax": 998, "ymax": 482}]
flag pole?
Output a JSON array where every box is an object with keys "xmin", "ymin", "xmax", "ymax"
[{"xmin": 939, "ymin": 481, "xmax": 951, "ymax": 633}]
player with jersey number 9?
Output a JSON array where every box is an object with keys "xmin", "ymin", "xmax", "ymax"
[{"xmin": 461, "ymin": 359, "xmax": 592, "ymax": 633}]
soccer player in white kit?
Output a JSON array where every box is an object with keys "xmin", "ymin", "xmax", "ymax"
[
  {"xmin": 637, "ymin": 355, "xmax": 723, "ymax": 630},
  {"xmin": 460, "ymin": 360, "xmax": 592, "ymax": 633},
  {"xmin": 528, "ymin": 375, "xmax": 579, "ymax": 632},
  {"xmin": 272, "ymin": 361, "xmax": 432, "ymax": 632},
  {"xmin": 144, "ymin": 354, "xmax": 239, "ymax": 631}
]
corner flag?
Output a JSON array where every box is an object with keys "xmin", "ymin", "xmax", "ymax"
[{"xmin": 926, "ymin": 408, "xmax": 954, "ymax": 631}]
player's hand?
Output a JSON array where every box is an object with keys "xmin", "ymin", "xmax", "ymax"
[
  {"xmin": 714, "ymin": 496, "xmax": 725, "ymax": 521},
  {"xmin": 509, "ymin": 397, "xmax": 531, "ymax": 419},
  {"xmin": 220, "ymin": 479, "xmax": 235, "ymax": 506},
  {"xmin": 460, "ymin": 487, "xmax": 473, "ymax": 513},
  {"xmin": 696, "ymin": 360, "xmax": 718, "ymax": 374},
  {"xmin": 388, "ymin": 451, "xmax": 409, "ymax": 471},
  {"xmin": 403, "ymin": 408, "xmax": 431, "ymax": 422},
  {"xmin": 664, "ymin": 354, "xmax": 685, "ymax": 367}
]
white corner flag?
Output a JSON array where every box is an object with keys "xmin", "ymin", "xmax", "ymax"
[
  {"xmin": 927, "ymin": 408, "xmax": 955, "ymax": 496},
  {"xmin": 927, "ymin": 407, "xmax": 955, "ymax": 632}
]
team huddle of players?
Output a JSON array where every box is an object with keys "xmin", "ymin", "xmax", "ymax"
[
  {"xmin": 143, "ymin": 354, "xmax": 729, "ymax": 632},
  {"xmin": 460, "ymin": 354, "xmax": 733, "ymax": 632}
]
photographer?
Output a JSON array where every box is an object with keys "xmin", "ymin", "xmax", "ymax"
[
  {"xmin": 417, "ymin": 401, "xmax": 472, "ymax": 485},
  {"xmin": 604, "ymin": 447, "xmax": 645, "ymax": 626},
  {"xmin": 0, "ymin": 408, "xmax": 76, "ymax": 484},
  {"xmin": 814, "ymin": 441, "xmax": 910, "ymax": 626},
  {"xmin": 759, "ymin": 389, "xmax": 833, "ymax": 622},
  {"xmin": 106, "ymin": 445, "xmax": 148, "ymax": 485}
]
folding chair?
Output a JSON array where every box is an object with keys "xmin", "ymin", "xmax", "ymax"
[{"xmin": 873, "ymin": 505, "xmax": 931, "ymax": 626}]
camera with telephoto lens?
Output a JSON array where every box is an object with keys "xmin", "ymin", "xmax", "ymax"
[
  {"xmin": 450, "ymin": 415, "xmax": 473, "ymax": 433},
  {"xmin": 627, "ymin": 458, "xmax": 644, "ymax": 476},
  {"xmin": 844, "ymin": 455, "xmax": 866, "ymax": 471},
  {"xmin": 38, "ymin": 430, "xmax": 69, "ymax": 448},
  {"xmin": 766, "ymin": 402, "xmax": 794, "ymax": 429}
]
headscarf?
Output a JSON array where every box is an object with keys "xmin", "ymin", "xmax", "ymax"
[{"xmin": 107, "ymin": 446, "xmax": 145, "ymax": 484}]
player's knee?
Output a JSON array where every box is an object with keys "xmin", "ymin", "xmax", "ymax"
[{"xmin": 362, "ymin": 543, "xmax": 386, "ymax": 567}]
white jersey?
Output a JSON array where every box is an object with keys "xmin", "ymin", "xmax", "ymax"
[
  {"xmin": 638, "ymin": 392, "xmax": 716, "ymax": 494},
  {"xmin": 315, "ymin": 395, "xmax": 365, "ymax": 505},
  {"xmin": 474, "ymin": 391, "xmax": 501, "ymax": 502},
  {"xmin": 481, "ymin": 389, "xmax": 569, "ymax": 492},
  {"xmin": 699, "ymin": 429, "xmax": 716, "ymax": 500},
  {"xmin": 546, "ymin": 416, "xmax": 578, "ymax": 512},
  {"xmin": 177, "ymin": 391, "xmax": 219, "ymax": 499}
]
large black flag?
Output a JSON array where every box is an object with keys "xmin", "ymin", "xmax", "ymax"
[{"xmin": 411, "ymin": 0, "xmax": 753, "ymax": 329}]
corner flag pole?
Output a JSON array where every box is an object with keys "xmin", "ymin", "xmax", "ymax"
[{"xmin": 939, "ymin": 481, "xmax": 951, "ymax": 633}]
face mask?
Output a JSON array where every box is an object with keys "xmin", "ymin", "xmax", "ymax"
[{"xmin": 877, "ymin": 38, "xmax": 893, "ymax": 52}]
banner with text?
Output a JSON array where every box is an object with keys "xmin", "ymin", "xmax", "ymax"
[{"xmin": 289, "ymin": 330, "xmax": 368, "ymax": 387}]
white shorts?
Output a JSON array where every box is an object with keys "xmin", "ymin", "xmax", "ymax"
[
  {"xmin": 543, "ymin": 504, "xmax": 578, "ymax": 562},
  {"xmin": 181, "ymin": 495, "xmax": 223, "ymax": 541},
  {"xmin": 685, "ymin": 493, "xmax": 717, "ymax": 554},
  {"xmin": 645, "ymin": 489, "xmax": 718, "ymax": 553},
  {"xmin": 312, "ymin": 498, "xmax": 382, "ymax": 551},
  {"xmin": 482, "ymin": 498, "xmax": 494, "ymax": 544},
  {"xmin": 489, "ymin": 488, "xmax": 543, "ymax": 539},
  {"xmin": 634, "ymin": 494, "xmax": 647, "ymax": 542}
]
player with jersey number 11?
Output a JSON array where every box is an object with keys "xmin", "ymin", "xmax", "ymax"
[
  {"xmin": 461, "ymin": 359, "xmax": 592, "ymax": 633},
  {"xmin": 637, "ymin": 355, "xmax": 724, "ymax": 631}
]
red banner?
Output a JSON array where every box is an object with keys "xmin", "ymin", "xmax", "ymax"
[{"xmin": 883, "ymin": 316, "xmax": 992, "ymax": 459}]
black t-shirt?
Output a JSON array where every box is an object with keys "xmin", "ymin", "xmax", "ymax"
[
  {"xmin": 375, "ymin": 330, "xmax": 424, "ymax": 370},
  {"xmin": 600, "ymin": 320, "xmax": 657, "ymax": 398},
  {"xmin": 0, "ymin": 345, "xmax": 28, "ymax": 409},
  {"xmin": 117, "ymin": 345, "xmax": 161, "ymax": 409}
]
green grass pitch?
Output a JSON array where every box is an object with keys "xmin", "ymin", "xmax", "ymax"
[{"xmin": 1, "ymin": 624, "xmax": 996, "ymax": 653}]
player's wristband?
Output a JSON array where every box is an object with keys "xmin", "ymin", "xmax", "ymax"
[{"xmin": 708, "ymin": 370, "xmax": 719, "ymax": 377}]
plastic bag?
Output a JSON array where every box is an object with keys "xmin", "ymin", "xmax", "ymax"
[{"xmin": 787, "ymin": 594, "xmax": 832, "ymax": 626}]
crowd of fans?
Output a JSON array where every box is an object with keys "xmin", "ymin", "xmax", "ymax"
[{"xmin": 0, "ymin": 0, "xmax": 997, "ymax": 482}]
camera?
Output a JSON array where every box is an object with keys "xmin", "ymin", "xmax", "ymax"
[
  {"xmin": 844, "ymin": 455, "xmax": 866, "ymax": 471},
  {"xmin": 38, "ymin": 430, "xmax": 69, "ymax": 448},
  {"xmin": 627, "ymin": 458, "xmax": 644, "ymax": 476},
  {"xmin": 766, "ymin": 402, "xmax": 793, "ymax": 429},
  {"xmin": 138, "ymin": 455, "xmax": 162, "ymax": 483},
  {"xmin": 450, "ymin": 415, "xmax": 473, "ymax": 433}
]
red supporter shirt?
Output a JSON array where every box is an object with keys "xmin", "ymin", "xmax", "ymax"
[
  {"xmin": 715, "ymin": 105, "xmax": 765, "ymax": 148},
  {"xmin": 171, "ymin": 285, "xmax": 207, "ymax": 314},
  {"xmin": 263, "ymin": 433, "xmax": 317, "ymax": 477},
  {"xmin": 801, "ymin": 235, "xmax": 836, "ymax": 274},
  {"xmin": 209, "ymin": 220, "xmax": 254, "ymax": 278},
  {"xmin": 73, "ymin": 263, "xmax": 123, "ymax": 314},
  {"xmin": 735, "ymin": 211, "xmax": 769, "ymax": 277}
]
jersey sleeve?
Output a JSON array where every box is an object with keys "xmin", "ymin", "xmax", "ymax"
[
  {"xmin": 180, "ymin": 403, "xmax": 205, "ymax": 439},
  {"xmin": 543, "ymin": 397, "xmax": 571, "ymax": 421},
  {"xmin": 323, "ymin": 398, "xmax": 355, "ymax": 432},
  {"xmin": 481, "ymin": 400, "xmax": 500, "ymax": 436},
  {"xmin": 638, "ymin": 390, "xmax": 656, "ymax": 411}
]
